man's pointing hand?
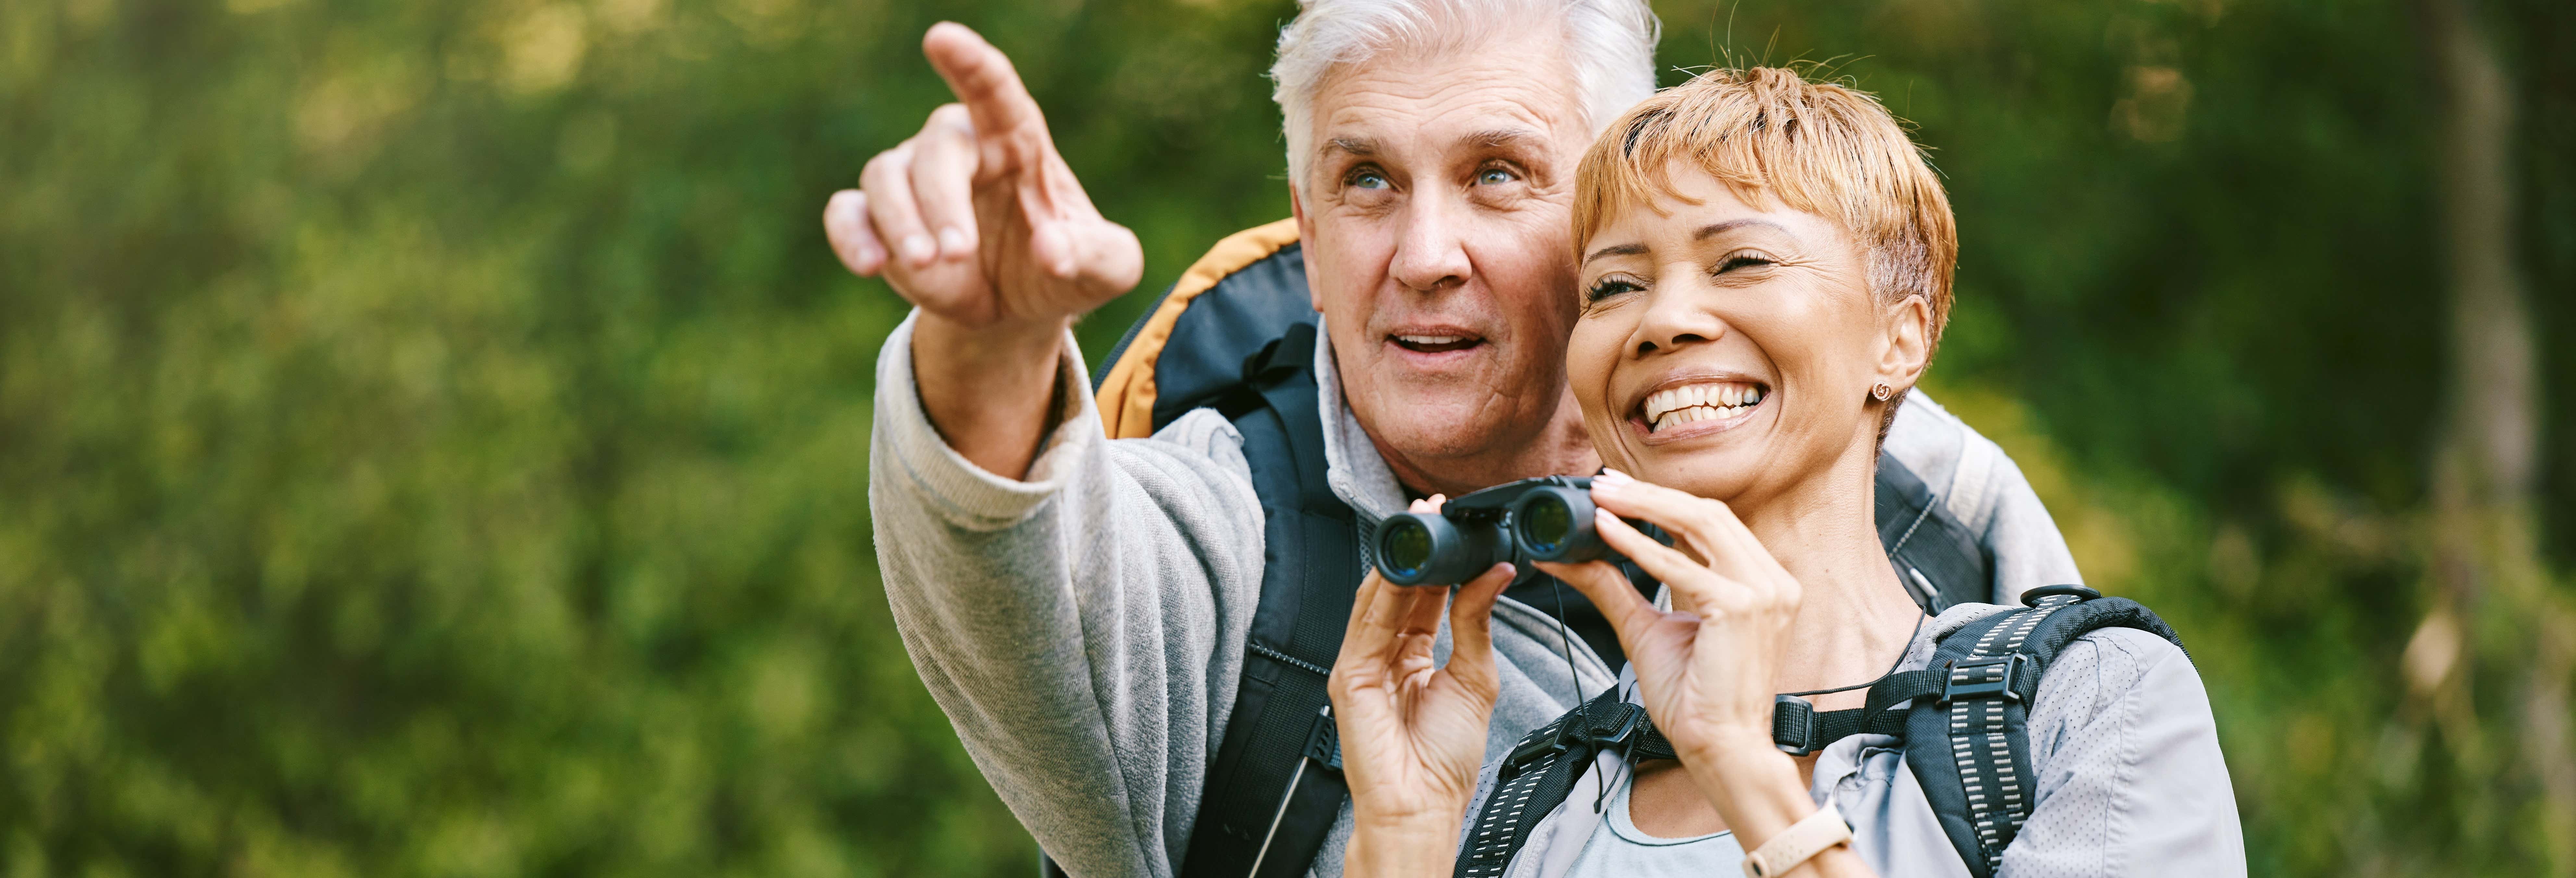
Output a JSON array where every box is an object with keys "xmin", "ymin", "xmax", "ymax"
[{"xmin": 824, "ymin": 22, "xmax": 1143, "ymax": 330}]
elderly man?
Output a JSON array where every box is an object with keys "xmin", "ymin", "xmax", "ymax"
[{"xmin": 825, "ymin": 2, "xmax": 2082, "ymax": 876}]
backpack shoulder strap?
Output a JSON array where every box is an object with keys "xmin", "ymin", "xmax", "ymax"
[
  {"xmin": 1454, "ymin": 687, "xmax": 1674, "ymax": 878},
  {"xmin": 1178, "ymin": 322, "xmax": 1366, "ymax": 878},
  {"xmin": 1093, "ymin": 218, "xmax": 1302, "ymax": 438},
  {"xmin": 1903, "ymin": 587, "xmax": 2190, "ymax": 878},
  {"xmin": 1876, "ymin": 456, "xmax": 1992, "ymax": 614}
]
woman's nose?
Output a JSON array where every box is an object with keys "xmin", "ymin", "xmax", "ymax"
[
  {"xmin": 1389, "ymin": 193, "xmax": 1472, "ymax": 293},
  {"xmin": 1631, "ymin": 288, "xmax": 1727, "ymax": 357}
]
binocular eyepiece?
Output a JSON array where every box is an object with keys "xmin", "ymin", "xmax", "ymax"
[{"xmin": 1373, "ymin": 476, "xmax": 1617, "ymax": 586}]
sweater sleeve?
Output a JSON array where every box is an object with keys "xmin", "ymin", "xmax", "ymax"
[
  {"xmin": 2001, "ymin": 628, "xmax": 2246, "ymax": 878},
  {"xmin": 867, "ymin": 312, "xmax": 1269, "ymax": 878}
]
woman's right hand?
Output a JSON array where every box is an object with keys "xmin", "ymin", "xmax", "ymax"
[{"xmin": 1329, "ymin": 497, "xmax": 1516, "ymax": 874}]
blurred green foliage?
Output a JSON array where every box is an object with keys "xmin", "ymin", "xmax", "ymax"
[{"xmin": 2, "ymin": 0, "xmax": 2571, "ymax": 874}]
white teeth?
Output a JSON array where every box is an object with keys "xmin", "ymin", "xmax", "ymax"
[
  {"xmin": 1396, "ymin": 334, "xmax": 1466, "ymax": 345},
  {"xmin": 1641, "ymin": 381, "xmax": 1766, "ymax": 426}
]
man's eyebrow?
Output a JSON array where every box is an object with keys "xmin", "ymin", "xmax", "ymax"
[
  {"xmin": 1694, "ymin": 218, "xmax": 1793, "ymax": 240},
  {"xmin": 1584, "ymin": 243, "xmax": 1648, "ymax": 264},
  {"xmin": 1324, "ymin": 137, "xmax": 1379, "ymax": 156},
  {"xmin": 1464, "ymin": 128, "xmax": 1543, "ymax": 150}
]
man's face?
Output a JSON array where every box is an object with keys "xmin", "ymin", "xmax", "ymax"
[{"xmin": 1292, "ymin": 34, "xmax": 1591, "ymax": 480}]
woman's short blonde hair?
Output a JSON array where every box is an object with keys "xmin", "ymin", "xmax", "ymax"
[{"xmin": 1572, "ymin": 67, "xmax": 1958, "ymax": 355}]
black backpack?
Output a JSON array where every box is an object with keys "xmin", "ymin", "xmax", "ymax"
[
  {"xmin": 1453, "ymin": 587, "xmax": 2190, "ymax": 878},
  {"xmin": 1050, "ymin": 221, "xmax": 2004, "ymax": 878}
]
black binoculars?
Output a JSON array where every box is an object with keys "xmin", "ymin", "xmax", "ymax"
[{"xmin": 1373, "ymin": 476, "xmax": 1622, "ymax": 586}]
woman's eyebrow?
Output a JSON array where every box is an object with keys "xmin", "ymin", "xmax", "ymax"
[
  {"xmin": 1583, "ymin": 243, "xmax": 1647, "ymax": 264},
  {"xmin": 1694, "ymin": 218, "xmax": 1793, "ymax": 240}
]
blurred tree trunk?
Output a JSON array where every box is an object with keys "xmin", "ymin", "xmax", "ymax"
[{"xmin": 2410, "ymin": 0, "xmax": 2573, "ymax": 869}]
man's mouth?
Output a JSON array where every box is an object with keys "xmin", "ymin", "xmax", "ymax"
[
  {"xmin": 1390, "ymin": 333, "xmax": 1484, "ymax": 354},
  {"xmin": 1638, "ymin": 380, "xmax": 1769, "ymax": 434}
]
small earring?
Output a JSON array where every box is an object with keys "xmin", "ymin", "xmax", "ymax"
[{"xmin": 1870, "ymin": 382, "xmax": 1893, "ymax": 402}]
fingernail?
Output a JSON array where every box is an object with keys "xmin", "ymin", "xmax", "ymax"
[
  {"xmin": 936, "ymin": 226, "xmax": 971, "ymax": 257},
  {"xmin": 900, "ymin": 234, "xmax": 936, "ymax": 264}
]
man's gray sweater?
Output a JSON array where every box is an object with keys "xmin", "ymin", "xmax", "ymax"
[{"xmin": 868, "ymin": 312, "xmax": 2083, "ymax": 878}]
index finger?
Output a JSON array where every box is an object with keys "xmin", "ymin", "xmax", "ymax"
[
  {"xmin": 921, "ymin": 23, "xmax": 1047, "ymax": 147},
  {"xmin": 1590, "ymin": 476, "xmax": 1768, "ymax": 581},
  {"xmin": 1337, "ymin": 572, "xmax": 1428, "ymax": 663}
]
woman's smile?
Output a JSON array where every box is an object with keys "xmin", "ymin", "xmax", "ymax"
[{"xmin": 1629, "ymin": 376, "xmax": 1771, "ymax": 443}]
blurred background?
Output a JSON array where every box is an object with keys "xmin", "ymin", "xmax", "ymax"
[{"xmin": 3, "ymin": 0, "xmax": 2572, "ymax": 874}]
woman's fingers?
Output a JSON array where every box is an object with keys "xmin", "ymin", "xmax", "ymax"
[
  {"xmin": 1591, "ymin": 474, "xmax": 1768, "ymax": 586},
  {"xmin": 1350, "ymin": 570, "xmax": 1447, "ymax": 662},
  {"xmin": 1337, "ymin": 492, "xmax": 1460, "ymax": 673},
  {"xmin": 1590, "ymin": 509, "xmax": 1747, "ymax": 614},
  {"xmin": 1342, "ymin": 571, "xmax": 1385, "ymax": 637},
  {"xmin": 1443, "ymin": 563, "xmax": 1514, "ymax": 695},
  {"xmin": 1534, "ymin": 558, "xmax": 1656, "ymax": 649},
  {"xmin": 1335, "ymin": 572, "xmax": 1407, "ymax": 675}
]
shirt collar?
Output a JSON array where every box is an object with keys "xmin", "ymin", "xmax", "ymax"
[{"xmin": 1312, "ymin": 318, "xmax": 1411, "ymax": 525}]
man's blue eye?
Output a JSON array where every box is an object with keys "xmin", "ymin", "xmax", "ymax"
[
  {"xmin": 1478, "ymin": 168, "xmax": 1516, "ymax": 185},
  {"xmin": 1351, "ymin": 171, "xmax": 1388, "ymax": 190}
]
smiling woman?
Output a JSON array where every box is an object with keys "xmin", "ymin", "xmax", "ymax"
[{"xmin": 1325, "ymin": 67, "xmax": 2242, "ymax": 878}]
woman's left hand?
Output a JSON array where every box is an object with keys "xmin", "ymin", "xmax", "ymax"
[
  {"xmin": 1329, "ymin": 497, "xmax": 1518, "ymax": 873},
  {"xmin": 1534, "ymin": 470, "xmax": 1819, "ymax": 844},
  {"xmin": 1535, "ymin": 469, "xmax": 1801, "ymax": 764}
]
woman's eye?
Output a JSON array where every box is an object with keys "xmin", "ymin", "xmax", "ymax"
[
  {"xmin": 1348, "ymin": 169, "xmax": 1389, "ymax": 190},
  {"xmin": 1476, "ymin": 167, "xmax": 1518, "ymax": 186},
  {"xmin": 1585, "ymin": 278, "xmax": 1643, "ymax": 302},
  {"xmin": 1717, "ymin": 254, "xmax": 1776, "ymax": 273}
]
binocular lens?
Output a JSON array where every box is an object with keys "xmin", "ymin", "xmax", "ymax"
[
  {"xmin": 1379, "ymin": 518, "xmax": 1434, "ymax": 579},
  {"xmin": 1370, "ymin": 478, "xmax": 1608, "ymax": 585},
  {"xmin": 1518, "ymin": 495, "xmax": 1574, "ymax": 553}
]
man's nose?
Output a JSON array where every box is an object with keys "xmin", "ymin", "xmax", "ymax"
[{"xmin": 1388, "ymin": 191, "xmax": 1472, "ymax": 293}]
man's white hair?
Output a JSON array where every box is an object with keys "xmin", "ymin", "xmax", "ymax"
[{"xmin": 1270, "ymin": 0, "xmax": 1661, "ymax": 190}]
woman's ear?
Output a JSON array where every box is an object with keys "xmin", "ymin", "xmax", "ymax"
[{"xmin": 1877, "ymin": 294, "xmax": 1933, "ymax": 391}]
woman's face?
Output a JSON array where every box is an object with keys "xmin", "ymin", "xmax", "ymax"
[{"xmin": 1568, "ymin": 164, "xmax": 1923, "ymax": 506}]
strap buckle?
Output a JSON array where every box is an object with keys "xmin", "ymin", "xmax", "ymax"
[
  {"xmin": 1773, "ymin": 694, "xmax": 1822, "ymax": 756},
  {"xmin": 1565, "ymin": 701, "xmax": 1644, "ymax": 751},
  {"xmin": 1504, "ymin": 724, "xmax": 1567, "ymax": 773},
  {"xmin": 1502, "ymin": 701, "xmax": 1645, "ymax": 780},
  {"xmin": 1937, "ymin": 655, "xmax": 2026, "ymax": 706},
  {"xmin": 1302, "ymin": 706, "xmax": 1341, "ymax": 771}
]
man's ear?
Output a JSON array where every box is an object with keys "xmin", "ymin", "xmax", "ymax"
[
  {"xmin": 1878, "ymin": 294, "xmax": 1933, "ymax": 391},
  {"xmin": 1291, "ymin": 186, "xmax": 1324, "ymax": 312}
]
